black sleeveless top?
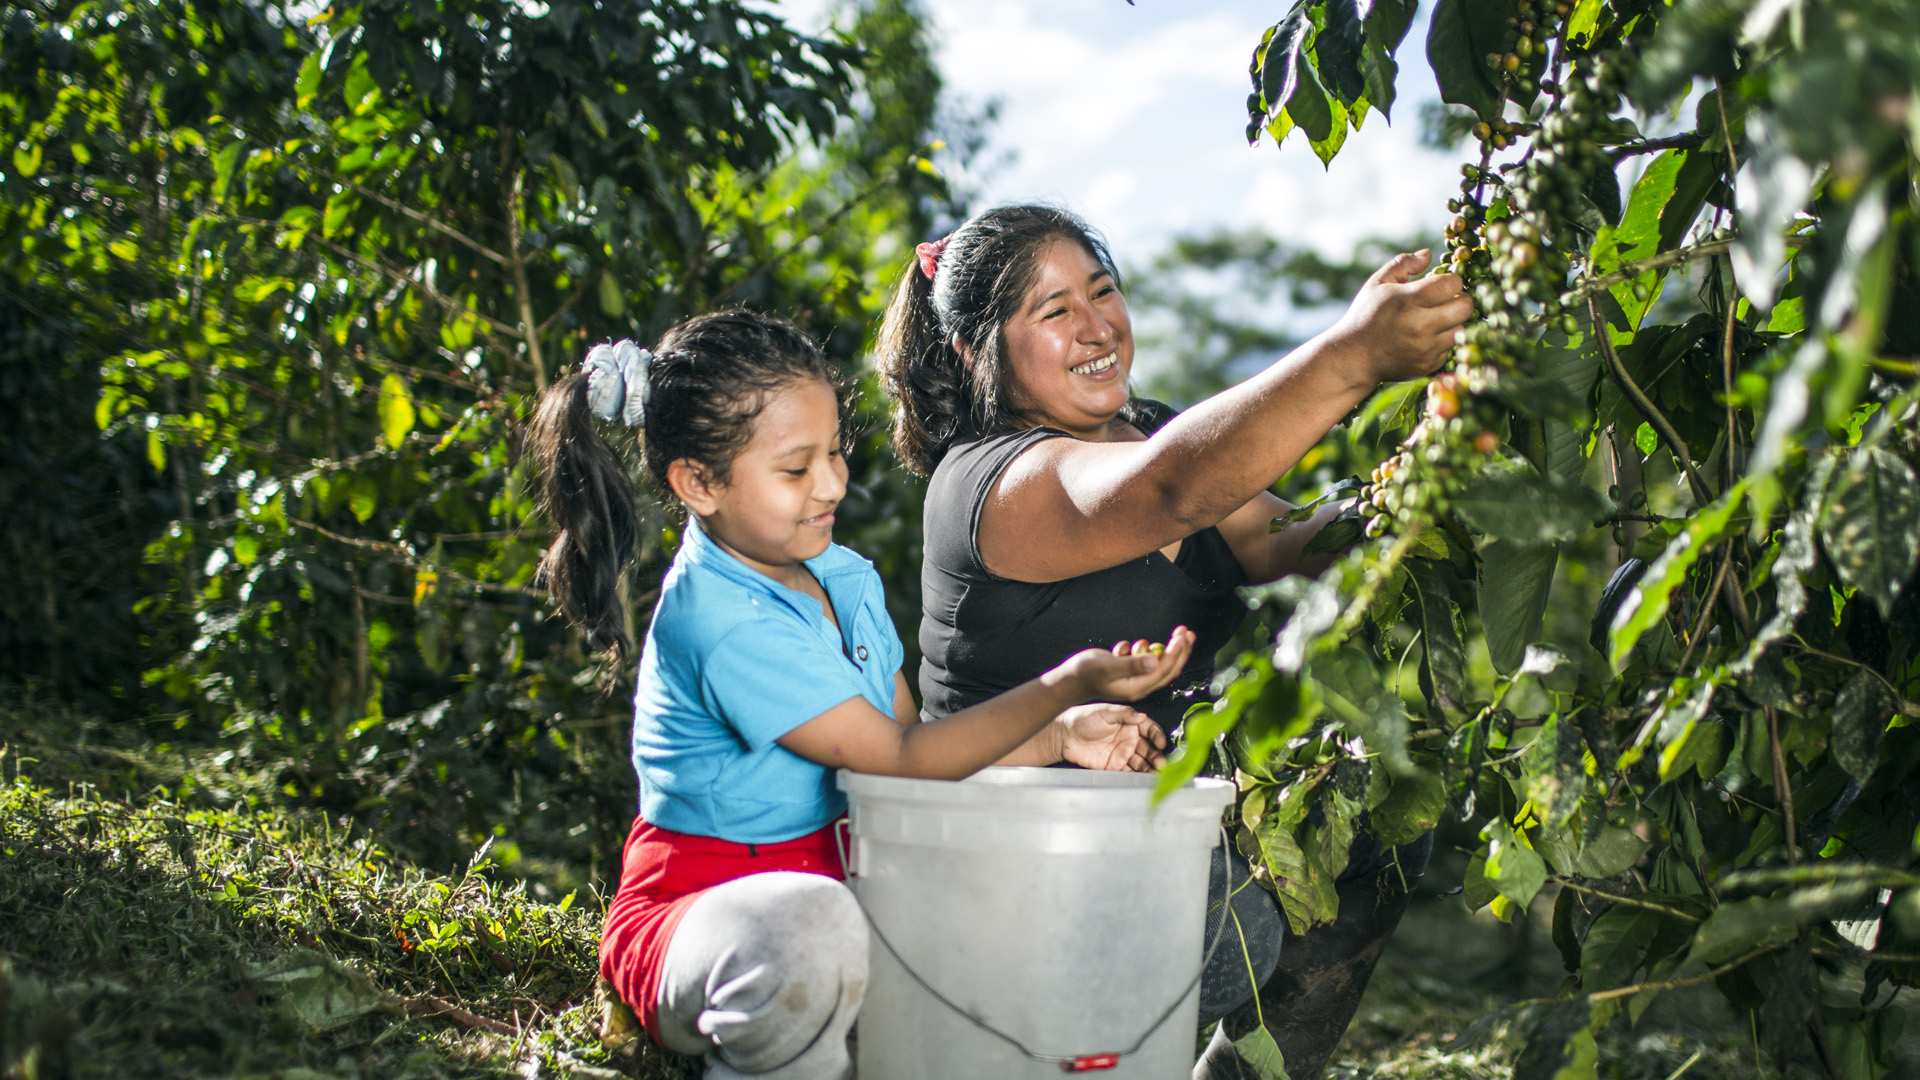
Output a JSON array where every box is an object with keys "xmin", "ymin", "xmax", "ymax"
[{"xmin": 917, "ymin": 400, "xmax": 1251, "ymax": 733}]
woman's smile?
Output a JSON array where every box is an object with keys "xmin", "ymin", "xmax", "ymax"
[{"xmin": 1069, "ymin": 351, "xmax": 1119, "ymax": 378}]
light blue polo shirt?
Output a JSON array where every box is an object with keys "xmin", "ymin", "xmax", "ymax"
[{"xmin": 631, "ymin": 521, "xmax": 905, "ymax": 843}]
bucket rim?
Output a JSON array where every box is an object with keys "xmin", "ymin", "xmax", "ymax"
[{"xmin": 836, "ymin": 766, "xmax": 1234, "ymax": 814}]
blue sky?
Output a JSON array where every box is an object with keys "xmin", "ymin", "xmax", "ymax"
[{"xmin": 783, "ymin": 0, "xmax": 1467, "ymax": 263}]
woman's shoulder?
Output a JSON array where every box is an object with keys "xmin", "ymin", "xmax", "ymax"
[
  {"xmin": 1119, "ymin": 397, "xmax": 1179, "ymax": 436},
  {"xmin": 923, "ymin": 426, "xmax": 1069, "ymax": 574}
]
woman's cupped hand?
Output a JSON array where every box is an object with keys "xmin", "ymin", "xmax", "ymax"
[
  {"xmin": 1056, "ymin": 702, "xmax": 1169, "ymax": 773},
  {"xmin": 1327, "ymin": 249, "xmax": 1475, "ymax": 386}
]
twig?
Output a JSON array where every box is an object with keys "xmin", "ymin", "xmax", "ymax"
[
  {"xmin": 536, "ymin": 270, "xmax": 596, "ymax": 338},
  {"xmin": 305, "ymin": 231, "xmax": 524, "ymax": 343},
  {"xmin": 1766, "ymin": 705, "xmax": 1799, "ymax": 865},
  {"xmin": 1790, "ymin": 639, "xmax": 1920, "ymax": 714},
  {"xmin": 1607, "ymin": 131, "xmax": 1708, "ymax": 164},
  {"xmin": 506, "ymin": 170, "xmax": 549, "ymax": 392},
  {"xmin": 318, "ymin": 169, "xmax": 510, "ymax": 266},
  {"xmin": 289, "ymin": 518, "xmax": 546, "ymax": 599},
  {"xmin": 1588, "ymin": 294, "xmax": 1717, "ymax": 506},
  {"xmin": 1676, "ymin": 546, "xmax": 1731, "ymax": 674},
  {"xmin": 1661, "ymin": 1049, "xmax": 1705, "ymax": 1080},
  {"xmin": 400, "ymin": 993, "xmax": 519, "ymax": 1037},
  {"xmin": 1555, "ymin": 879, "xmax": 1703, "ymax": 923},
  {"xmin": 1590, "ymin": 943, "xmax": 1785, "ymax": 1001},
  {"xmin": 1715, "ymin": 82, "xmax": 1743, "ymax": 495},
  {"xmin": 1567, "ymin": 235, "xmax": 1813, "ymax": 306}
]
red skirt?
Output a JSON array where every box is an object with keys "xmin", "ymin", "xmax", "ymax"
[{"xmin": 598, "ymin": 815, "xmax": 846, "ymax": 1042}]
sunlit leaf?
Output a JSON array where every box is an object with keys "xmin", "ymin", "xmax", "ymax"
[
  {"xmin": 1483, "ymin": 819, "xmax": 1546, "ymax": 908},
  {"xmin": 377, "ymin": 373, "xmax": 415, "ymax": 449}
]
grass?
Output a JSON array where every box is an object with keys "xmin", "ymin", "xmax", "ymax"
[{"xmin": 0, "ymin": 703, "xmax": 699, "ymax": 1080}]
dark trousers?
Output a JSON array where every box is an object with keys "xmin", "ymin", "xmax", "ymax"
[{"xmin": 1194, "ymin": 828, "xmax": 1434, "ymax": 1080}]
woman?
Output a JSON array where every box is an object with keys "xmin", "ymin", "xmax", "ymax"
[{"xmin": 875, "ymin": 205, "xmax": 1471, "ymax": 1079}]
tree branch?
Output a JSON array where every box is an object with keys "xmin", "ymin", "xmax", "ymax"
[
  {"xmin": 289, "ymin": 517, "xmax": 545, "ymax": 599},
  {"xmin": 507, "ymin": 170, "xmax": 548, "ymax": 392},
  {"xmin": 1607, "ymin": 131, "xmax": 1708, "ymax": 164},
  {"xmin": 1766, "ymin": 704, "xmax": 1799, "ymax": 866},
  {"xmin": 1568, "ymin": 235, "xmax": 1813, "ymax": 306},
  {"xmin": 305, "ymin": 231, "xmax": 524, "ymax": 343},
  {"xmin": 399, "ymin": 993, "xmax": 519, "ymax": 1037},
  {"xmin": 319, "ymin": 169, "xmax": 510, "ymax": 266},
  {"xmin": 1555, "ymin": 879, "xmax": 1703, "ymax": 923},
  {"xmin": 1587, "ymin": 294, "xmax": 1717, "ymax": 506},
  {"xmin": 1589, "ymin": 943, "xmax": 1785, "ymax": 1002}
]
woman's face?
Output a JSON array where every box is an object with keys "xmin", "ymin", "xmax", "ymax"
[{"xmin": 998, "ymin": 238, "xmax": 1133, "ymax": 438}]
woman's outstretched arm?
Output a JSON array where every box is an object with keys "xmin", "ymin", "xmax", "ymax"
[{"xmin": 980, "ymin": 252, "xmax": 1468, "ymax": 583}]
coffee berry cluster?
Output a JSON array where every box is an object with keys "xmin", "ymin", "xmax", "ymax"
[{"xmin": 1358, "ymin": 29, "xmax": 1632, "ymax": 543}]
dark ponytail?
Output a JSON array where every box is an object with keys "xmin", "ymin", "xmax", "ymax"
[
  {"xmin": 529, "ymin": 309, "xmax": 836, "ymax": 657},
  {"xmin": 874, "ymin": 205, "xmax": 1122, "ymax": 477},
  {"xmin": 530, "ymin": 374, "xmax": 640, "ymax": 656}
]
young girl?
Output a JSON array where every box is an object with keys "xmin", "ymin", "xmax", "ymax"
[{"xmin": 528, "ymin": 310, "xmax": 1194, "ymax": 1080}]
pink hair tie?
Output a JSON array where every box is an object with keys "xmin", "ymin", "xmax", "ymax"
[{"xmin": 915, "ymin": 236, "xmax": 950, "ymax": 281}]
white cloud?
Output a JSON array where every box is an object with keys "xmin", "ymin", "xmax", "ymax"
[{"xmin": 775, "ymin": 0, "xmax": 1467, "ymax": 263}]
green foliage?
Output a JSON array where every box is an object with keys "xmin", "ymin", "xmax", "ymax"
[
  {"xmin": 1211, "ymin": 0, "xmax": 1920, "ymax": 1074},
  {"xmin": 1, "ymin": 0, "xmax": 955, "ymax": 886}
]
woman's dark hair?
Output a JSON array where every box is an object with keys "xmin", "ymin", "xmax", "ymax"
[
  {"xmin": 528, "ymin": 309, "xmax": 834, "ymax": 655},
  {"xmin": 874, "ymin": 204, "xmax": 1123, "ymax": 477}
]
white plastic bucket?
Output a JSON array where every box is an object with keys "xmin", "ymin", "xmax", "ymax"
[{"xmin": 838, "ymin": 766, "xmax": 1235, "ymax": 1079}]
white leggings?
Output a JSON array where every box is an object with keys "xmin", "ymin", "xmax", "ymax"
[{"xmin": 655, "ymin": 871, "xmax": 869, "ymax": 1079}]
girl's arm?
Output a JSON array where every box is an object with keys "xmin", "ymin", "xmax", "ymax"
[
  {"xmin": 892, "ymin": 671, "xmax": 919, "ymax": 727},
  {"xmin": 979, "ymin": 253, "xmax": 1468, "ymax": 584},
  {"xmin": 778, "ymin": 629, "xmax": 1194, "ymax": 780}
]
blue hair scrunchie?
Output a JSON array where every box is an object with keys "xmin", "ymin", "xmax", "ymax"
[{"xmin": 582, "ymin": 339, "xmax": 652, "ymax": 428}]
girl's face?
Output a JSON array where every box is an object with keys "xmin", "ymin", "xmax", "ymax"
[
  {"xmin": 999, "ymin": 238, "xmax": 1133, "ymax": 439},
  {"xmin": 678, "ymin": 378, "xmax": 848, "ymax": 582}
]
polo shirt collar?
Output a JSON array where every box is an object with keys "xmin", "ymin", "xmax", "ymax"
[{"xmin": 679, "ymin": 520, "xmax": 864, "ymax": 605}]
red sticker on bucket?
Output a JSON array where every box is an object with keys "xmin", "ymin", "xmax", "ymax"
[{"xmin": 1062, "ymin": 1054, "xmax": 1120, "ymax": 1072}]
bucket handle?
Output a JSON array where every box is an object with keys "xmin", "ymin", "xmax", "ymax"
[{"xmin": 845, "ymin": 823, "xmax": 1237, "ymax": 1072}]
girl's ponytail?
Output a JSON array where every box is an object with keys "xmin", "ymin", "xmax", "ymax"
[
  {"xmin": 529, "ymin": 371, "xmax": 640, "ymax": 657},
  {"xmin": 874, "ymin": 264, "xmax": 971, "ymax": 477}
]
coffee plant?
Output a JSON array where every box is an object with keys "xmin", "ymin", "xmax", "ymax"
[{"xmin": 1162, "ymin": 1, "xmax": 1920, "ymax": 1075}]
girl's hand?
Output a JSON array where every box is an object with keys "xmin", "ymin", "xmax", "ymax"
[
  {"xmin": 1326, "ymin": 250, "xmax": 1474, "ymax": 386},
  {"xmin": 1060, "ymin": 626, "xmax": 1196, "ymax": 703},
  {"xmin": 1056, "ymin": 703, "xmax": 1169, "ymax": 772}
]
